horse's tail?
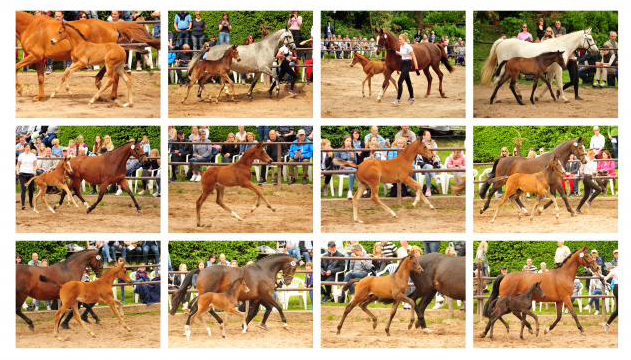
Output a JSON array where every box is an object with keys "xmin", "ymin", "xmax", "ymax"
[
  {"xmin": 481, "ymin": 38, "xmax": 504, "ymax": 84},
  {"xmin": 169, "ymin": 268, "xmax": 200, "ymax": 315},
  {"xmin": 332, "ymin": 158, "xmax": 357, "ymax": 168},
  {"xmin": 117, "ymin": 24, "xmax": 161, "ymax": 50},
  {"xmin": 479, "ymin": 158, "xmax": 501, "ymax": 198},
  {"xmin": 24, "ymin": 175, "xmax": 39, "ymax": 188},
  {"xmin": 438, "ymin": 43, "xmax": 454, "ymax": 73},
  {"xmin": 494, "ymin": 60, "xmax": 508, "ymax": 78},
  {"xmin": 187, "ymin": 50, "xmax": 205, "ymax": 74},
  {"xmin": 483, "ymin": 273, "xmax": 504, "ymax": 318},
  {"xmin": 341, "ymin": 278, "xmax": 361, "ymax": 293},
  {"xmin": 488, "ymin": 175, "xmax": 509, "ymax": 184}
]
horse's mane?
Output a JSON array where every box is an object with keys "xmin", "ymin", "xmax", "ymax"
[
  {"xmin": 380, "ymin": 29, "xmax": 399, "ymax": 50},
  {"xmin": 103, "ymin": 141, "xmax": 134, "ymax": 156},
  {"xmin": 538, "ymin": 51, "xmax": 562, "ymax": 58},
  {"xmin": 560, "ymin": 249, "xmax": 579, "ymax": 267},
  {"xmin": 392, "ymin": 255, "xmax": 412, "ymax": 275},
  {"xmin": 255, "ymin": 253, "xmax": 292, "ymax": 265},
  {"xmin": 59, "ymin": 249, "xmax": 97, "ymax": 269},
  {"xmin": 64, "ymin": 22, "xmax": 89, "ymax": 42}
]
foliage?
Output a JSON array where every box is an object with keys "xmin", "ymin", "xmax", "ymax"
[
  {"xmin": 473, "ymin": 241, "xmax": 618, "ymax": 276},
  {"xmin": 15, "ymin": 241, "xmax": 74, "ymax": 264},
  {"xmin": 172, "ymin": 125, "xmax": 311, "ymax": 142},
  {"xmin": 167, "ymin": 11, "xmax": 313, "ymax": 45},
  {"xmin": 472, "ymin": 126, "xmax": 617, "ymax": 162},
  {"xmin": 358, "ymin": 241, "xmax": 451, "ymax": 254},
  {"xmin": 56, "ymin": 126, "xmax": 160, "ymax": 150},
  {"xmin": 321, "ymin": 126, "xmax": 465, "ymax": 149},
  {"xmin": 168, "ymin": 241, "xmax": 276, "ymax": 270}
]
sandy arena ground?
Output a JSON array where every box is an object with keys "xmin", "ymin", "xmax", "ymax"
[
  {"xmin": 169, "ymin": 310, "xmax": 312, "ymax": 348},
  {"xmin": 474, "ymin": 314, "xmax": 617, "ymax": 348},
  {"xmin": 16, "ymin": 70, "xmax": 160, "ymax": 118},
  {"xmin": 321, "ymin": 59, "xmax": 465, "ymax": 118},
  {"xmin": 473, "ymin": 84, "xmax": 617, "ymax": 118},
  {"xmin": 169, "ymin": 181, "xmax": 313, "ymax": 233},
  {"xmin": 16, "ymin": 304, "xmax": 160, "ymax": 348},
  {"xmin": 168, "ymin": 82, "xmax": 313, "ymax": 118},
  {"xmin": 474, "ymin": 197, "xmax": 617, "ymax": 233},
  {"xmin": 322, "ymin": 306, "xmax": 465, "ymax": 348},
  {"xmin": 16, "ymin": 193, "xmax": 160, "ymax": 233},
  {"xmin": 321, "ymin": 196, "xmax": 465, "ymax": 233}
]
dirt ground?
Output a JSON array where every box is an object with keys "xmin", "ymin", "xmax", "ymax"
[
  {"xmin": 321, "ymin": 59, "xmax": 465, "ymax": 118},
  {"xmin": 473, "ymin": 84, "xmax": 618, "ymax": 118},
  {"xmin": 16, "ymin": 193, "xmax": 160, "ymax": 233},
  {"xmin": 474, "ymin": 197, "xmax": 617, "ymax": 233},
  {"xmin": 16, "ymin": 304, "xmax": 160, "ymax": 348},
  {"xmin": 169, "ymin": 310, "xmax": 312, "ymax": 348},
  {"xmin": 474, "ymin": 314, "xmax": 617, "ymax": 348},
  {"xmin": 168, "ymin": 82, "xmax": 313, "ymax": 118},
  {"xmin": 169, "ymin": 181, "xmax": 313, "ymax": 233},
  {"xmin": 322, "ymin": 306, "xmax": 465, "ymax": 348},
  {"xmin": 16, "ymin": 70, "xmax": 161, "ymax": 118},
  {"xmin": 321, "ymin": 196, "xmax": 465, "ymax": 233}
]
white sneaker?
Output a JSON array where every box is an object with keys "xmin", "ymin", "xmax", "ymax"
[
  {"xmin": 347, "ymin": 190, "xmax": 353, "ymax": 199},
  {"xmin": 425, "ymin": 189, "xmax": 432, "ymax": 197},
  {"xmin": 47, "ymin": 305, "xmax": 51, "ymax": 311},
  {"xmin": 196, "ymin": 174, "xmax": 202, "ymax": 182},
  {"xmin": 115, "ymin": 189, "xmax": 123, "ymax": 196},
  {"xmin": 603, "ymin": 323, "xmax": 610, "ymax": 333},
  {"xmin": 595, "ymin": 310, "xmax": 599, "ymax": 316},
  {"xmin": 152, "ymin": 192, "xmax": 160, "ymax": 197},
  {"xmin": 432, "ymin": 301, "xmax": 443, "ymax": 310},
  {"xmin": 391, "ymin": 99, "xmax": 400, "ymax": 106},
  {"xmin": 408, "ymin": 98, "xmax": 415, "ymax": 105},
  {"xmin": 137, "ymin": 190, "xmax": 146, "ymax": 196}
]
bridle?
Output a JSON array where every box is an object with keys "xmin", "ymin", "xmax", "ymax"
[
  {"xmin": 282, "ymin": 31, "xmax": 296, "ymax": 50},
  {"xmin": 582, "ymin": 30, "xmax": 599, "ymax": 53}
]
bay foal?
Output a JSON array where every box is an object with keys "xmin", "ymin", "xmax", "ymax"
[
  {"xmin": 333, "ymin": 139, "xmax": 436, "ymax": 223},
  {"xmin": 52, "ymin": 260, "xmax": 131, "ymax": 341},
  {"xmin": 350, "ymin": 52, "xmax": 397, "ymax": 97},
  {"xmin": 185, "ymin": 276, "xmax": 250, "ymax": 340},
  {"xmin": 50, "ymin": 22, "xmax": 133, "ymax": 107},
  {"xmin": 182, "ymin": 45, "xmax": 241, "ymax": 103},
  {"xmin": 490, "ymin": 50, "xmax": 566, "ymax": 105},
  {"xmin": 336, "ymin": 254, "xmax": 423, "ymax": 336},
  {"xmin": 196, "ymin": 142, "xmax": 275, "ymax": 227},
  {"xmin": 25, "ymin": 157, "xmax": 78, "ymax": 213}
]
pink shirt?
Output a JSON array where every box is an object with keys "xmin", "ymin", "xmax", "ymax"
[
  {"xmin": 288, "ymin": 16, "xmax": 302, "ymax": 30},
  {"xmin": 597, "ymin": 159, "xmax": 616, "ymax": 177},
  {"xmin": 517, "ymin": 31, "xmax": 533, "ymax": 42},
  {"xmin": 447, "ymin": 154, "xmax": 466, "ymax": 168}
]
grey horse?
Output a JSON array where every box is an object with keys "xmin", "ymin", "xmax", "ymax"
[{"xmin": 187, "ymin": 28, "xmax": 296, "ymax": 99}]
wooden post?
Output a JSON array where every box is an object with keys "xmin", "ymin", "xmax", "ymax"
[
  {"xmin": 476, "ymin": 263, "xmax": 483, "ymax": 322},
  {"xmin": 276, "ymin": 143, "xmax": 282, "ymax": 187}
]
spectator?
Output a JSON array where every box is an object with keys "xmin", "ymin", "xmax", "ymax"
[
  {"xmin": 395, "ymin": 125, "xmax": 417, "ymax": 143},
  {"xmin": 597, "ymin": 150, "xmax": 616, "ymax": 193},
  {"xmin": 206, "ymin": 254, "xmax": 216, "ymax": 267},
  {"xmin": 367, "ymin": 136, "xmax": 387, "ymax": 160},
  {"xmin": 350, "ymin": 129, "xmax": 367, "ymax": 164},
  {"xmin": 124, "ymin": 241, "xmax": 142, "ymax": 263},
  {"xmin": 230, "ymin": 259, "xmax": 238, "ymax": 267},
  {"xmin": 325, "ymin": 21, "xmax": 334, "ymax": 39},
  {"xmin": 446, "ymin": 149, "xmax": 465, "ymax": 191},
  {"xmin": 475, "ymin": 241, "xmax": 489, "ymax": 280},
  {"xmin": 321, "ymin": 241, "xmax": 345, "ymax": 302},
  {"xmin": 190, "ymin": 130, "xmax": 215, "ymax": 181},
  {"xmin": 305, "ymin": 262, "xmax": 313, "ymax": 304},
  {"xmin": 257, "ymin": 126, "xmax": 271, "ymax": 142},
  {"xmin": 277, "ymin": 125, "xmax": 295, "ymax": 143},
  {"xmin": 175, "ymin": 43, "xmax": 193, "ymax": 84},
  {"xmin": 418, "ymin": 130, "xmax": 439, "ymax": 197},
  {"xmin": 286, "ymin": 240, "xmax": 301, "ymax": 260},
  {"xmin": 28, "ymin": 252, "xmax": 41, "ymax": 266},
  {"xmin": 288, "ymin": 11, "xmax": 303, "ymax": 55},
  {"xmin": 96, "ymin": 241, "xmax": 113, "ymax": 264},
  {"xmin": 321, "ymin": 138, "xmax": 334, "ymax": 196},
  {"xmin": 610, "ymin": 249, "xmax": 618, "ymax": 267},
  {"xmin": 174, "ymin": 11, "xmax": 192, "ymax": 48},
  {"xmin": 424, "ymin": 241, "xmax": 440, "ymax": 254},
  {"xmin": 261, "ymin": 129, "xmax": 282, "ymax": 184},
  {"xmin": 42, "ymin": 126, "xmax": 59, "ymax": 148},
  {"xmin": 288, "ymin": 129, "xmax": 312, "ymax": 185},
  {"xmin": 381, "ymin": 241, "xmax": 398, "ymax": 258},
  {"xmin": 604, "ymin": 31, "xmax": 618, "ymax": 57},
  {"xmin": 396, "ymin": 240, "xmax": 412, "ymax": 257},
  {"xmin": 522, "ymin": 258, "xmax": 537, "ymax": 272},
  {"xmin": 563, "ymin": 154, "xmax": 580, "ymax": 196},
  {"xmin": 218, "ymin": 253, "xmax": 229, "ymax": 266},
  {"xmin": 341, "ymin": 244, "xmax": 372, "ymax": 302},
  {"xmin": 92, "ymin": 135, "xmax": 104, "ymax": 154},
  {"xmin": 191, "ymin": 12, "xmax": 207, "ymax": 51},
  {"xmin": 593, "ymin": 46, "xmax": 616, "ymax": 88},
  {"xmin": 607, "ymin": 127, "xmax": 618, "ymax": 159},
  {"xmin": 541, "ymin": 27, "xmax": 555, "ymax": 41},
  {"xmin": 234, "ymin": 126, "xmax": 247, "ymax": 142},
  {"xmin": 455, "ymin": 39, "xmax": 465, "ymax": 65},
  {"xmin": 218, "ymin": 13, "xmax": 232, "ymax": 45},
  {"xmin": 38, "ymin": 147, "xmax": 55, "ymax": 174},
  {"xmin": 140, "ymin": 135, "xmax": 151, "ymax": 155},
  {"xmin": 517, "ymin": 23, "xmax": 533, "ymax": 42},
  {"xmin": 500, "ymin": 266, "xmax": 508, "ymax": 276},
  {"xmin": 363, "ymin": 126, "xmax": 386, "ymax": 146},
  {"xmin": 169, "ymin": 130, "xmax": 191, "ymax": 181},
  {"xmin": 103, "ymin": 135, "xmax": 115, "ymax": 151},
  {"xmin": 239, "ymin": 132, "xmax": 257, "ymax": 154},
  {"xmin": 220, "ymin": 133, "xmax": 239, "ymax": 163},
  {"xmin": 299, "ymin": 241, "xmax": 312, "ymax": 263},
  {"xmin": 336, "ymin": 135, "xmax": 357, "ymax": 199},
  {"xmin": 429, "ymin": 31, "xmax": 436, "ymax": 43},
  {"xmin": 585, "ymin": 275, "xmax": 604, "ymax": 315},
  {"xmin": 138, "ymin": 148, "xmax": 160, "ymax": 197},
  {"xmin": 16, "ymin": 253, "xmax": 22, "ymax": 264},
  {"xmin": 142, "ymin": 241, "xmax": 160, "ymax": 265},
  {"xmin": 535, "ymin": 18, "xmax": 546, "ymax": 41},
  {"xmin": 552, "ymin": 20, "xmax": 566, "ymax": 37},
  {"xmin": 554, "ymin": 241, "xmax": 572, "ymax": 268},
  {"xmin": 16, "ymin": 144, "xmax": 38, "ymax": 210},
  {"xmin": 371, "ymin": 242, "xmax": 387, "ymax": 272}
]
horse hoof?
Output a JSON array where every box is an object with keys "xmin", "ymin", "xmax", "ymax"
[
  {"xmin": 354, "ymin": 219, "xmax": 364, "ymax": 224},
  {"xmin": 90, "ymin": 332, "xmax": 96, "ymax": 338},
  {"xmin": 257, "ymin": 324, "xmax": 269, "ymax": 331},
  {"xmin": 422, "ymin": 328, "xmax": 434, "ymax": 334},
  {"xmin": 544, "ymin": 327, "xmax": 550, "ymax": 334}
]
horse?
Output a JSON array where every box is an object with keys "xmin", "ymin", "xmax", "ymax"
[
  {"xmin": 336, "ymin": 253, "xmax": 423, "ymax": 336},
  {"xmin": 350, "ymin": 52, "xmax": 397, "ymax": 97},
  {"xmin": 186, "ymin": 275, "xmax": 250, "ymax": 340},
  {"xmin": 195, "ymin": 142, "xmax": 274, "ymax": 227},
  {"xmin": 479, "ymin": 138, "xmax": 587, "ymax": 216},
  {"xmin": 375, "ymin": 28, "xmax": 454, "ymax": 101},
  {"xmin": 57, "ymin": 141, "xmax": 148, "ymax": 214},
  {"xmin": 490, "ymin": 156, "xmax": 567, "ymax": 223},
  {"xmin": 481, "ymin": 29, "xmax": 599, "ymax": 102},
  {"xmin": 15, "ymin": 11, "xmax": 159, "ymax": 101},
  {"xmin": 490, "ymin": 51, "xmax": 566, "ymax": 105},
  {"xmin": 483, "ymin": 246, "xmax": 601, "ymax": 335},
  {"xmin": 16, "ymin": 249, "xmax": 103, "ymax": 330},
  {"xmin": 189, "ymin": 29, "xmax": 295, "ymax": 99},
  {"xmin": 52, "ymin": 260, "xmax": 131, "ymax": 340},
  {"xmin": 181, "ymin": 45, "xmax": 241, "ymax": 104},
  {"xmin": 332, "ymin": 139, "xmax": 436, "ymax": 224},
  {"xmin": 25, "ymin": 157, "xmax": 79, "ymax": 213},
  {"xmin": 170, "ymin": 254, "xmax": 299, "ymax": 332},
  {"xmin": 49, "ymin": 22, "xmax": 133, "ymax": 107}
]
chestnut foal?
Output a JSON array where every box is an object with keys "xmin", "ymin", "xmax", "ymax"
[
  {"xmin": 350, "ymin": 52, "xmax": 397, "ymax": 97},
  {"xmin": 52, "ymin": 260, "xmax": 131, "ymax": 341},
  {"xmin": 25, "ymin": 157, "xmax": 79, "ymax": 213},
  {"xmin": 185, "ymin": 276, "xmax": 250, "ymax": 340},
  {"xmin": 182, "ymin": 45, "xmax": 241, "ymax": 103},
  {"xmin": 196, "ymin": 142, "xmax": 275, "ymax": 227}
]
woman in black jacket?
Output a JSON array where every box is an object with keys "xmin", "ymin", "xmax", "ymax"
[{"xmin": 221, "ymin": 133, "xmax": 239, "ymax": 163}]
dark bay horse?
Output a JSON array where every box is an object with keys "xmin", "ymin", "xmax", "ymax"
[
  {"xmin": 16, "ymin": 249, "xmax": 102, "ymax": 330},
  {"xmin": 170, "ymin": 254, "xmax": 299, "ymax": 332},
  {"xmin": 57, "ymin": 141, "xmax": 148, "ymax": 213},
  {"xmin": 182, "ymin": 45, "xmax": 241, "ymax": 104},
  {"xmin": 479, "ymin": 138, "xmax": 587, "ymax": 216},
  {"xmin": 483, "ymin": 247, "xmax": 601, "ymax": 334},
  {"xmin": 375, "ymin": 28, "xmax": 454, "ymax": 101}
]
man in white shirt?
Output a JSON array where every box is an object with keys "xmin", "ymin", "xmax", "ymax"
[
  {"xmin": 554, "ymin": 240, "xmax": 572, "ymax": 268},
  {"xmin": 590, "ymin": 126, "xmax": 606, "ymax": 158}
]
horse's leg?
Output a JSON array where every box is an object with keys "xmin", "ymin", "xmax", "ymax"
[
  {"xmin": 358, "ymin": 294, "xmax": 379, "ymax": 330},
  {"xmin": 83, "ymin": 303, "xmax": 100, "ymax": 324},
  {"xmin": 50, "ymin": 62, "xmax": 84, "ymax": 99},
  {"xmin": 95, "ymin": 67, "xmax": 106, "ymax": 90},
  {"xmin": 530, "ymin": 195, "xmax": 542, "ymax": 222},
  {"xmin": 377, "ymin": 68, "xmax": 393, "ymax": 101},
  {"xmin": 480, "ymin": 182, "xmax": 499, "ymax": 214},
  {"xmin": 549, "ymin": 186, "xmax": 575, "ymax": 216},
  {"xmin": 181, "ymin": 70, "xmax": 197, "ymax": 103},
  {"xmin": 384, "ymin": 300, "xmax": 401, "ymax": 336},
  {"xmin": 431, "ymin": 63, "xmax": 445, "ymax": 98},
  {"xmin": 563, "ymin": 296, "xmax": 585, "ymax": 334},
  {"xmin": 107, "ymin": 300, "xmax": 131, "ymax": 331},
  {"xmin": 403, "ymin": 176, "xmax": 435, "ymax": 209},
  {"xmin": 116, "ymin": 64, "xmax": 133, "ymax": 107},
  {"xmin": 422, "ymin": 67, "xmax": 432, "ymax": 97},
  {"xmin": 550, "ymin": 195, "xmax": 560, "ymax": 222},
  {"xmin": 215, "ymin": 75, "xmax": 227, "ymax": 102},
  {"xmin": 414, "ymin": 291, "xmax": 436, "ymax": 329},
  {"xmin": 110, "ymin": 67, "xmax": 120, "ymax": 100},
  {"xmin": 544, "ymin": 301, "xmax": 564, "ymax": 334},
  {"xmin": 509, "ymin": 78, "xmax": 525, "ymax": 105},
  {"xmin": 260, "ymin": 292, "xmax": 289, "ymax": 330},
  {"xmin": 352, "ymin": 181, "xmax": 368, "ymax": 223},
  {"xmin": 207, "ymin": 307, "xmax": 224, "ymax": 335},
  {"xmin": 71, "ymin": 302, "xmax": 95, "ymax": 338},
  {"xmin": 555, "ymin": 68, "xmax": 568, "ymax": 102},
  {"xmin": 195, "ymin": 182, "xmax": 212, "ymax": 227},
  {"xmin": 88, "ymin": 68, "xmax": 115, "ymax": 105},
  {"xmin": 16, "ymin": 292, "xmax": 34, "ymax": 331},
  {"xmin": 246, "ymin": 73, "xmax": 261, "ymax": 98},
  {"xmin": 40, "ymin": 185, "xmax": 57, "ymax": 213},
  {"xmin": 530, "ymin": 75, "xmax": 540, "ymax": 104},
  {"xmin": 362, "ymin": 75, "xmax": 368, "ymax": 97},
  {"xmin": 214, "ymin": 185, "xmax": 244, "ymax": 221},
  {"xmin": 397, "ymin": 294, "xmax": 417, "ymax": 330},
  {"xmin": 512, "ymin": 310, "xmax": 533, "ymax": 333},
  {"xmin": 540, "ymin": 75, "xmax": 556, "ymax": 101},
  {"xmin": 490, "ymin": 74, "xmax": 509, "ymax": 104},
  {"xmin": 244, "ymin": 301, "xmax": 260, "ymax": 330},
  {"xmin": 491, "ymin": 193, "xmax": 511, "ymax": 223},
  {"xmin": 118, "ymin": 179, "xmax": 142, "ymax": 213},
  {"xmin": 369, "ymin": 182, "xmax": 397, "ymax": 218},
  {"xmin": 389, "ymin": 75, "xmax": 398, "ymax": 93},
  {"xmin": 86, "ymin": 183, "xmax": 109, "ymax": 214},
  {"xmin": 524, "ymin": 310, "xmax": 540, "ymax": 337},
  {"xmin": 227, "ymin": 306, "xmax": 247, "ymax": 335},
  {"xmin": 53, "ymin": 301, "xmax": 71, "ymax": 340},
  {"xmin": 60, "ymin": 183, "xmax": 79, "ymax": 208},
  {"xmin": 258, "ymin": 302, "xmax": 275, "ymax": 330},
  {"xmin": 15, "ymin": 53, "xmax": 41, "ymax": 97},
  {"xmin": 241, "ymin": 181, "xmax": 276, "ymax": 213}
]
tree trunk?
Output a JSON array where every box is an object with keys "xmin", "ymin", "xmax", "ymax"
[{"xmin": 415, "ymin": 11, "xmax": 424, "ymax": 30}]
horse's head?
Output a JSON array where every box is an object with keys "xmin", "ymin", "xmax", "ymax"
[
  {"xmin": 553, "ymin": 50, "xmax": 567, "ymax": 70},
  {"xmin": 571, "ymin": 138, "xmax": 587, "ymax": 164},
  {"xmin": 280, "ymin": 257, "xmax": 299, "ymax": 285},
  {"xmin": 407, "ymin": 253, "xmax": 424, "ymax": 273},
  {"xmin": 413, "ymin": 139, "xmax": 434, "ymax": 159},
  {"xmin": 114, "ymin": 260, "xmax": 132, "ymax": 283},
  {"xmin": 280, "ymin": 28, "xmax": 296, "ymax": 51},
  {"xmin": 253, "ymin": 142, "xmax": 273, "ymax": 164},
  {"xmin": 532, "ymin": 281, "xmax": 544, "ymax": 298},
  {"xmin": 350, "ymin": 52, "xmax": 361, "ymax": 67},
  {"xmin": 50, "ymin": 22, "xmax": 68, "ymax": 45},
  {"xmin": 375, "ymin": 28, "xmax": 396, "ymax": 52},
  {"xmin": 131, "ymin": 141, "xmax": 148, "ymax": 163},
  {"xmin": 88, "ymin": 251, "xmax": 104, "ymax": 277},
  {"xmin": 61, "ymin": 156, "xmax": 74, "ymax": 175},
  {"xmin": 547, "ymin": 155, "xmax": 567, "ymax": 177},
  {"xmin": 577, "ymin": 246, "xmax": 601, "ymax": 274},
  {"xmin": 582, "ymin": 29, "xmax": 599, "ymax": 55},
  {"xmin": 226, "ymin": 44, "xmax": 241, "ymax": 62},
  {"xmin": 234, "ymin": 276, "xmax": 250, "ymax": 294}
]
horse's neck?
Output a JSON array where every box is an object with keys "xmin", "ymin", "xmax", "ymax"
[
  {"xmin": 100, "ymin": 267, "xmax": 120, "ymax": 285},
  {"xmin": 53, "ymin": 252, "xmax": 92, "ymax": 281},
  {"xmin": 16, "ymin": 12, "xmax": 34, "ymax": 38},
  {"xmin": 222, "ymin": 54, "xmax": 233, "ymax": 67},
  {"xmin": 109, "ymin": 145, "xmax": 133, "ymax": 167},
  {"xmin": 551, "ymin": 142, "xmax": 572, "ymax": 163},
  {"xmin": 394, "ymin": 258, "xmax": 412, "ymax": 282},
  {"xmin": 237, "ymin": 151, "xmax": 255, "ymax": 167},
  {"xmin": 65, "ymin": 27, "xmax": 86, "ymax": 50},
  {"xmin": 560, "ymin": 253, "xmax": 581, "ymax": 277},
  {"xmin": 53, "ymin": 163, "xmax": 66, "ymax": 175},
  {"xmin": 264, "ymin": 257, "xmax": 290, "ymax": 279},
  {"xmin": 398, "ymin": 143, "xmax": 419, "ymax": 164}
]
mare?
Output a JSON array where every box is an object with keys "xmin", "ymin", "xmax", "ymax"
[
  {"xmin": 350, "ymin": 52, "xmax": 397, "ymax": 97},
  {"xmin": 182, "ymin": 45, "xmax": 241, "ymax": 104},
  {"xmin": 25, "ymin": 157, "xmax": 78, "ymax": 213}
]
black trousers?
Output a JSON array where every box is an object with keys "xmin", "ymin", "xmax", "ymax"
[
  {"xmin": 18, "ymin": 172, "xmax": 35, "ymax": 207},
  {"xmin": 397, "ymin": 59, "xmax": 413, "ymax": 100},
  {"xmin": 563, "ymin": 59, "xmax": 580, "ymax": 98},
  {"xmin": 607, "ymin": 283, "xmax": 618, "ymax": 325},
  {"xmin": 577, "ymin": 174, "xmax": 603, "ymax": 211},
  {"xmin": 270, "ymin": 59, "xmax": 297, "ymax": 92}
]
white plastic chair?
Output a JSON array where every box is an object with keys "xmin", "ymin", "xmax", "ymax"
[
  {"xmin": 376, "ymin": 262, "xmax": 399, "ymax": 276},
  {"xmin": 439, "ymin": 163, "xmax": 453, "ymax": 194},
  {"xmin": 129, "ymin": 272, "xmax": 140, "ymax": 303},
  {"xmin": 337, "ymin": 174, "xmax": 349, "ymax": 197},
  {"xmin": 331, "ymin": 262, "xmax": 348, "ymax": 303},
  {"xmin": 281, "ymin": 277, "xmax": 308, "ymax": 310}
]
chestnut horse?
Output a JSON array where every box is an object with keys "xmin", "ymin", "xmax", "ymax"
[
  {"xmin": 52, "ymin": 260, "xmax": 132, "ymax": 340},
  {"xmin": 186, "ymin": 276, "xmax": 250, "ymax": 340},
  {"xmin": 57, "ymin": 141, "xmax": 148, "ymax": 214},
  {"xmin": 490, "ymin": 156, "xmax": 567, "ymax": 223},
  {"xmin": 196, "ymin": 142, "xmax": 274, "ymax": 227},
  {"xmin": 25, "ymin": 156, "xmax": 78, "ymax": 213},
  {"xmin": 483, "ymin": 246, "xmax": 601, "ymax": 334},
  {"xmin": 337, "ymin": 254, "xmax": 423, "ymax": 336},
  {"xmin": 182, "ymin": 45, "xmax": 241, "ymax": 104},
  {"xmin": 333, "ymin": 139, "xmax": 436, "ymax": 224},
  {"xmin": 350, "ymin": 52, "xmax": 397, "ymax": 97},
  {"xmin": 375, "ymin": 28, "xmax": 454, "ymax": 101},
  {"xmin": 16, "ymin": 11, "xmax": 159, "ymax": 101},
  {"xmin": 479, "ymin": 138, "xmax": 587, "ymax": 216},
  {"xmin": 16, "ymin": 249, "xmax": 103, "ymax": 330}
]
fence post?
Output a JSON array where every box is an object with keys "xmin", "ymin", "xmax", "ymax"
[
  {"xmin": 276, "ymin": 143, "xmax": 282, "ymax": 187},
  {"xmin": 397, "ymin": 182, "xmax": 402, "ymax": 205},
  {"xmin": 476, "ymin": 263, "xmax": 483, "ymax": 322}
]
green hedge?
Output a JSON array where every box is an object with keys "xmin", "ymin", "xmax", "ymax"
[
  {"xmin": 168, "ymin": 241, "xmax": 276, "ymax": 270},
  {"xmin": 322, "ymin": 126, "xmax": 465, "ymax": 149},
  {"xmin": 172, "ymin": 126, "xmax": 310, "ymax": 142},
  {"xmin": 472, "ymin": 126, "xmax": 617, "ymax": 162},
  {"xmin": 167, "ymin": 11, "xmax": 313, "ymax": 45},
  {"xmin": 16, "ymin": 241, "xmax": 74, "ymax": 264},
  {"xmin": 56, "ymin": 126, "xmax": 160, "ymax": 150},
  {"xmin": 473, "ymin": 240, "xmax": 618, "ymax": 276},
  {"xmin": 358, "ymin": 241, "xmax": 452, "ymax": 254}
]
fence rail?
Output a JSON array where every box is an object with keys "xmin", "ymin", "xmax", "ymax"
[{"xmin": 323, "ymin": 147, "xmax": 465, "ymax": 152}]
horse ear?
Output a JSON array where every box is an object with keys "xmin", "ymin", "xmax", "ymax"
[{"xmin": 256, "ymin": 142, "xmax": 264, "ymax": 148}]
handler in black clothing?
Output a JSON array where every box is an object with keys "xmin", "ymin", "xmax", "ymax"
[
  {"xmin": 269, "ymin": 44, "xmax": 298, "ymax": 96},
  {"xmin": 321, "ymin": 241, "xmax": 345, "ymax": 302},
  {"xmin": 169, "ymin": 130, "xmax": 191, "ymax": 181}
]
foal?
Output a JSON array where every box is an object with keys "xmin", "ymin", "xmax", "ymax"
[
  {"xmin": 336, "ymin": 254, "xmax": 423, "ymax": 336},
  {"xmin": 25, "ymin": 157, "xmax": 79, "ymax": 213},
  {"xmin": 185, "ymin": 276, "xmax": 250, "ymax": 340},
  {"xmin": 480, "ymin": 282, "xmax": 544, "ymax": 340},
  {"xmin": 182, "ymin": 45, "xmax": 241, "ymax": 104},
  {"xmin": 52, "ymin": 260, "xmax": 131, "ymax": 341},
  {"xmin": 350, "ymin": 52, "xmax": 397, "ymax": 97},
  {"xmin": 196, "ymin": 142, "xmax": 275, "ymax": 227},
  {"xmin": 50, "ymin": 22, "xmax": 133, "ymax": 107},
  {"xmin": 490, "ymin": 50, "xmax": 566, "ymax": 105},
  {"xmin": 491, "ymin": 156, "xmax": 567, "ymax": 223}
]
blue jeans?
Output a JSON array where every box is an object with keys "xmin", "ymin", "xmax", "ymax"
[
  {"xmin": 176, "ymin": 30, "xmax": 190, "ymax": 48},
  {"xmin": 342, "ymin": 167, "xmax": 355, "ymax": 191},
  {"xmin": 423, "ymin": 241, "xmax": 440, "ymax": 254},
  {"xmin": 101, "ymin": 244, "xmax": 113, "ymax": 263},
  {"xmin": 422, "ymin": 163, "xmax": 433, "ymax": 188},
  {"xmin": 343, "ymin": 271, "xmax": 369, "ymax": 294},
  {"xmin": 191, "ymin": 34, "xmax": 205, "ymax": 50},
  {"xmin": 589, "ymin": 288, "xmax": 602, "ymax": 311},
  {"xmin": 288, "ymin": 248, "xmax": 301, "ymax": 260},
  {"xmin": 218, "ymin": 32, "xmax": 230, "ymax": 45},
  {"xmin": 301, "ymin": 251, "xmax": 312, "ymax": 262},
  {"xmin": 258, "ymin": 126, "xmax": 270, "ymax": 142},
  {"xmin": 143, "ymin": 244, "xmax": 160, "ymax": 264},
  {"xmin": 190, "ymin": 155, "xmax": 211, "ymax": 172}
]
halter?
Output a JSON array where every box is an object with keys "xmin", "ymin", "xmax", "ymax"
[
  {"xmin": 281, "ymin": 31, "xmax": 296, "ymax": 50},
  {"xmin": 582, "ymin": 30, "xmax": 599, "ymax": 53}
]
